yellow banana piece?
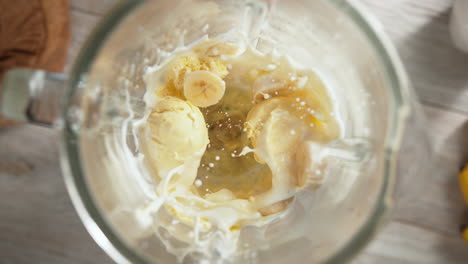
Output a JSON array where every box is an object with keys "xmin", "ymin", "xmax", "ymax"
[
  {"xmin": 184, "ymin": 70, "xmax": 226, "ymax": 107},
  {"xmin": 459, "ymin": 165, "xmax": 468, "ymax": 203},
  {"xmin": 461, "ymin": 224, "xmax": 468, "ymax": 244},
  {"xmin": 459, "ymin": 165, "xmax": 468, "ymax": 243}
]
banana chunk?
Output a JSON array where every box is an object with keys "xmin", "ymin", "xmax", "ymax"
[
  {"xmin": 246, "ymin": 98, "xmax": 308, "ymax": 208},
  {"xmin": 246, "ymin": 96, "xmax": 334, "ymax": 210},
  {"xmin": 184, "ymin": 70, "xmax": 226, "ymax": 107},
  {"xmin": 459, "ymin": 165, "xmax": 468, "ymax": 204}
]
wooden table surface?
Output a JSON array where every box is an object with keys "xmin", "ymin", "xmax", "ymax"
[{"xmin": 1, "ymin": 0, "xmax": 468, "ymax": 263}]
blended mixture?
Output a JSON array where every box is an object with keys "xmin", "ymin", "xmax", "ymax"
[{"xmin": 138, "ymin": 39, "xmax": 340, "ymax": 261}]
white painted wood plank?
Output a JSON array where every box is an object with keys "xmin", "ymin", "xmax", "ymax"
[
  {"xmin": 352, "ymin": 104, "xmax": 468, "ymax": 263},
  {"xmin": 0, "ymin": 125, "xmax": 112, "ymax": 264},
  {"xmin": 362, "ymin": 0, "xmax": 468, "ymax": 114},
  {"xmin": 354, "ymin": 221, "xmax": 468, "ymax": 264},
  {"xmin": 392, "ymin": 104, "xmax": 468, "ymax": 236}
]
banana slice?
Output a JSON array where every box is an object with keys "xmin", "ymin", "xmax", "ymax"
[
  {"xmin": 160, "ymin": 41, "xmax": 232, "ymax": 99},
  {"xmin": 184, "ymin": 70, "xmax": 226, "ymax": 107},
  {"xmin": 294, "ymin": 141, "xmax": 327, "ymax": 189}
]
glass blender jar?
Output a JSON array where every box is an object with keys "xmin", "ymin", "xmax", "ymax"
[{"xmin": 0, "ymin": 0, "xmax": 430, "ymax": 263}]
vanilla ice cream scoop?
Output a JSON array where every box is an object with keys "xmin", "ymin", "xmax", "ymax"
[{"xmin": 145, "ymin": 96, "xmax": 209, "ymax": 180}]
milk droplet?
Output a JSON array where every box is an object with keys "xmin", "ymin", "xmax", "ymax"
[
  {"xmin": 264, "ymin": 64, "xmax": 277, "ymax": 71},
  {"xmin": 297, "ymin": 76, "xmax": 308, "ymax": 88},
  {"xmin": 195, "ymin": 179, "xmax": 203, "ymax": 187}
]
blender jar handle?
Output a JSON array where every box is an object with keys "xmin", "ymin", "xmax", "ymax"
[{"xmin": 1, "ymin": 68, "xmax": 67, "ymax": 127}]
